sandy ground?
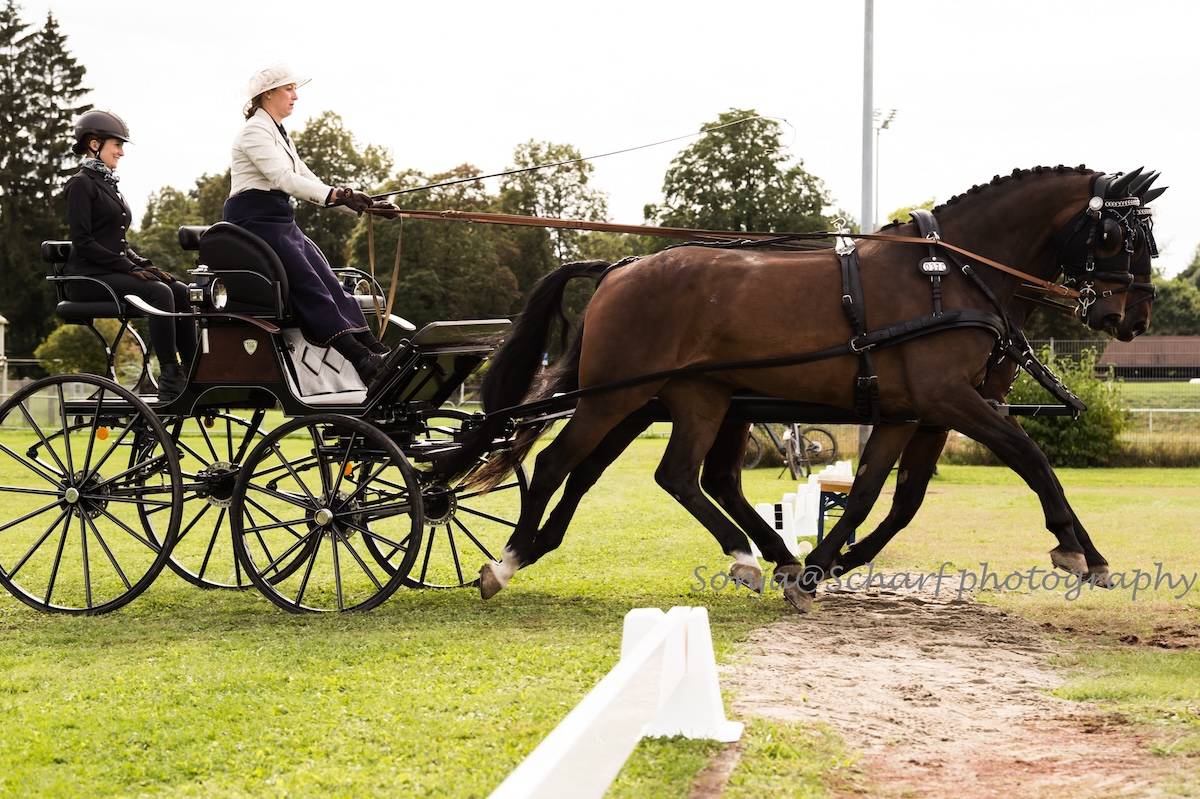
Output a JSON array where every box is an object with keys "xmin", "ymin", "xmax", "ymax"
[{"xmin": 714, "ymin": 575, "xmax": 1178, "ymax": 799}]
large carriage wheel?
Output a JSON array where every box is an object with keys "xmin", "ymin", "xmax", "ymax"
[
  {"xmin": 364, "ymin": 410, "xmax": 529, "ymax": 589},
  {"xmin": 229, "ymin": 414, "xmax": 423, "ymax": 612},
  {"xmin": 136, "ymin": 410, "xmax": 271, "ymax": 590},
  {"xmin": 0, "ymin": 374, "xmax": 181, "ymax": 613}
]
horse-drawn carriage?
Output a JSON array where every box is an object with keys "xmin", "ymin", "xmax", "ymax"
[
  {"xmin": 0, "ymin": 222, "xmax": 531, "ymax": 613},
  {"xmin": 0, "ymin": 165, "xmax": 1166, "ymax": 614}
]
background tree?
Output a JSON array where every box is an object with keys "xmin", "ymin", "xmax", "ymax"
[
  {"xmin": 497, "ymin": 140, "xmax": 608, "ymax": 290},
  {"xmin": 33, "ymin": 318, "xmax": 141, "ymax": 377},
  {"xmin": 646, "ymin": 108, "xmax": 831, "ymax": 234},
  {"xmin": 346, "ymin": 166, "xmax": 519, "ymax": 330},
  {"xmin": 128, "ymin": 170, "xmax": 230, "ymax": 270},
  {"xmin": 0, "ymin": 4, "xmax": 88, "ymax": 357},
  {"xmin": 1149, "ymin": 275, "xmax": 1200, "ymax": 335},
  {"xmin": 885, "ymin": 198, "xmax": 935, "ymax": 227},
  {"xmin": 292, "ymin": 112, "xmax": 391, "ymax": 265}
]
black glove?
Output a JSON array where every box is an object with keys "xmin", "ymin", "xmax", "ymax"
[
  {"xmin": 369, "ymin": 200, "xmax": 401, "ymax": 220},
  {"xmin": 146, "ymin": 266, "xmax": 178, "ymax": 283},
  {"xmin": 331, "ymin": 187, "xmax": 373, "ymax": 214}
]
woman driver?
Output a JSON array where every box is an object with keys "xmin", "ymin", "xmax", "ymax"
[
  {"xmin": 224, "ymin": 63, "xmax": 400, "ymax": 391},
  {"xmin": 64, "ymin": 110, "xmax": 196, "ymax": 400}
]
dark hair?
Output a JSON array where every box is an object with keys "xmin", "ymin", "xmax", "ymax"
[
  {"xmin": 72, "ymin": 136, "xmax": 104, "ymax": 157},
  {"xmin": 244, "ymin": 93, "xmax": 266, "ymax": 120}
]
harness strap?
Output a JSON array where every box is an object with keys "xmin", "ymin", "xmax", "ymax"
[{"xmin": 837, "ymin": 248, "xmax": 880, "ymax": 423}]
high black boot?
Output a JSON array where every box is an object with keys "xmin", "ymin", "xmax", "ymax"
[
  {"xmin": 158, "ymin": 362, "xmax": 188, "ymax": 401},
  {"xmin": 354, "ymin": 329, "xmax": 391, "ymax": 356}
]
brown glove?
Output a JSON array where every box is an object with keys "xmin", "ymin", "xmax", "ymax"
[
  {"xmin": 146, "ymin": 266, "xmax": 178, "ymax": 283},
  {"xmin": 369, "ymin": 200, "xmax": 401, "ymax": 220},
  {"xmin": 330, "ymin": 187, "xmax": 372, "ymax": 214},
  {"xmin": 130, "ymin": 268, "xmax": 157, "ymax": 281}
]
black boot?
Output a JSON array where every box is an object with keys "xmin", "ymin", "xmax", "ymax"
[
  {"xmin": 158, "ymin": 362, "xmax": 188, "ymax": 401},
  {"xmin": 354, "ymin": 329, "xmax": 391, "ymax": 356}
]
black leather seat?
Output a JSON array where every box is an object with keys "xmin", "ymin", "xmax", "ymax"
[
  {"xmin": 41, "ymin": 240, "xmax": 145, "ymax": 322},
  {"xmin": 192, "ymin": 222, "xmax": 290, "ymax": 318}
]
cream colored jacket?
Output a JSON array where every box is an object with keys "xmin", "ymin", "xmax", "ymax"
[{"xmin": 229, "ymin": 108, "xmax": 354, "ymax": 215}]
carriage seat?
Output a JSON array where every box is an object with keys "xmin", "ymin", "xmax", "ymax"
[
  {"xmin": 189, "ymin": 222, "xmax": 291, "ymax": 318},
  {"xmin": 41, "ymin": 240, "xmax": 147, "ymax": 323}
]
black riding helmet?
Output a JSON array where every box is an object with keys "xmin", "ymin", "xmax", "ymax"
[{"xmin": 72, "ymin": 110, "xmax": 131, "ymax": 156}]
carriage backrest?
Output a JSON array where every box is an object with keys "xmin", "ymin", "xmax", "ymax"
[
  {"xmin": 41, "ymin": 240, "xmax": 72, "ymax": 269},
  {"xmin": 183, "ymin": 222, "xmax": 290, "ymax": 318}
]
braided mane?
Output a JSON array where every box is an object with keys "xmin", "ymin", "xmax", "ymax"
[{"xmin": 881, "ymin": 165, "xmax": 1095, "ymax": 230}]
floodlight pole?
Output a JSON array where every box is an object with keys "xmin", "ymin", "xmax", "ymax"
[
  {"xmin": 0, "ymin": 313, "xmax": 8, "ymax": 401},
  {"xmin": 858, "ymin": 0, "xmax": 874, "ymax": 460}
]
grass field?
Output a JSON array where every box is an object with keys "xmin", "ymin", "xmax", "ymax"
[{"xmin": 0, "ymin": 417, "xmax": 1197, "ymax": 796}]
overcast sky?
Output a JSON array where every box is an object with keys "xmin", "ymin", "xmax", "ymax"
[{"xmin": 24, "ymin": 0, "xmax": 1200, "ymax": 276}]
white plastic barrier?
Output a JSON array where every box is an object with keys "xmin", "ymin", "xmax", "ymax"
[
  {"xmin": 489, "ymin": 607, "xmax": 742, "ymax": 799},
  {"xmin": 749, "ymin": 459, "xmax": 854, "ymax": 558}
]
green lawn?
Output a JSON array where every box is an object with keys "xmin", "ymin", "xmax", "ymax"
[{"xmin": 0, "ymin": 417, "xmax": 1197, "ymax": 796}]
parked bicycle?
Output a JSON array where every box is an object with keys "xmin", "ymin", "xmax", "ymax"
[{"xmin": 742, "ymin": 423, "xmax": 839, "ymax": 478}]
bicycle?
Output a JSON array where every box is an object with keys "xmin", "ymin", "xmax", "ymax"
[{"xmin": 742, "ymin": 423, "xmax": 839, "ymax": 479}]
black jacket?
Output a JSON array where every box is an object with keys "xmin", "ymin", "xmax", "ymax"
[{"xmin": 64, "ymin": 168, "xmax": 151, "ymax": 275}]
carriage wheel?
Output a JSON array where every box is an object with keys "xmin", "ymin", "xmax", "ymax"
[
  {"xmin": 229, "ymin": 414, "xmax": 423, "ymax": 612},
  {"xmin": 0, "ymin": 374, "xmax": 181, "ymax": 614},
  {"xmin": 364, "ymin": 410, "xmax": 529, "ymax": 589},
  {"xmin": 137, "ymin": 410, "xmax": 272, "ymax": 590}
]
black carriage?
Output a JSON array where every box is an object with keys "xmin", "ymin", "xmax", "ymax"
[{"xmin": 0, "ymin": 224, "xmax": 527, "ymax": 613}]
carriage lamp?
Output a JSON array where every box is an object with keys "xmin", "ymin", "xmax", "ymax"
[{"xmin": 188, "ymin": 266, "xmax": 229, "ymax": 310}]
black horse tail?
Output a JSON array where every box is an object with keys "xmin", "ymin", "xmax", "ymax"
[{"xmin": 436, "ymin": 260, "xmax": 608, "ymax": 489}]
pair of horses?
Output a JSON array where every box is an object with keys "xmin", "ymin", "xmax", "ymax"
[{"xmin": 439, "ymin": 165, "xmax": 1164, "ymax": 611}]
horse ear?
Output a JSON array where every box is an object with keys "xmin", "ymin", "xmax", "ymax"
[
  {"xmin": 1107, "ymin": 167, "xmax": 1143, "ymax": 197},
  {"xmin": 1141, "ymin": 186, "xmax": 1168, "ymax": 204},
  {"xmin": 1132, "ymin": 170, "xmax": 1160, "ymax": 198}
]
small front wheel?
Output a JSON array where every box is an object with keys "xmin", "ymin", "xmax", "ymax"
[{"xmin": 230, "ymin": 414, "xmax": 423, "ymax": 612}]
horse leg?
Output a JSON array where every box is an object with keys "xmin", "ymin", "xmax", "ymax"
[
  {"xmin": 654, "ymin": 383, "xmax": 767, "ymax": 593},
  {"xmin": 832, "ymin": 426, "xmax": 949, "ymax": 575},
  {"xmin": 524, "ymin": 414, "xmax": 653, "ymax": 566},
  {"xmin": 699, "ymin": 419, "xmax": 801, "ymax": 592},
  {"xmin": 937, "ymin": 394, "xmax": 1095, "ymax": 576},
  {"xmin": 792, "ymin": 423, "xmax": 919, "ymax": 609},
  {"xmin": 479, "ymin": 389, "xmax": 660, "ymax": 599}
]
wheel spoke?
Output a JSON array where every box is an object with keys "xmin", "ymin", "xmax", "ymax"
[
  {"xmin": 270, "ymin": 443, "xmax": 319, "ymax": 506},
  {"xmin": 232, "ymin": 410, "xmax": 265, "ymax": 463},
  {"xmin": 456, "ymin": 482, "xmax": 521, "ymax": 502},
  {"xmin": 245, "ymin": 482, "xmax": 314, "ymax": 511},
  {"xmin": 451, "ymin": 515, "xmax": 498, "ymax": 562},
  {"xmin": 256, "ymin": 529, "xmax": 319, "ymax": 576},
  {"xmin": 340, "ymin": 519, "xmax": 410, "ymax": 554},
  {"xmin": 43, "ymin": 514, "xmax": 71, "ymax": 605},
  {"xmin": 244, "ymin": 515, "xmax": 311, "ymax": 534},
  {"xmin": 81, "ymin": 412, "xmax": 139, "ymax": 485},
  {"xmin": 93, "ymin": 453, "xmax": 170, "ymax": 491},
  {"xmin": 353, "ymin": 500, "xmax": 413, "ymax": 519},
  {"xmin": 243, "ymin": 505, "xmax": 281, "ymax": 575},
  {"xmin": 82, "ymin": 513, "xmax": 131, "ymax": 590},
  {"xmin": 225, "ymin": 416, "xmax": 234, "ymax": 462},
  {"xmin": 84, "ymin": 493, "xmax": 172, "ymax": 509},
  {"xmin": 331, "ymin": 534, "xmax": 345, "ymax": 611},
  {"xmin": 338, "ymin": 459, "xmax": 391, "ymax": 506},
  {"xmin": 92, "ymin": 506, "xmax": 161, "ymax": 552},
  {"xmin": 15, "ymin": 400, "xmax": 69, "ymax": 477},
  {"xmin": 79, "ymin": 511, "xmax": 92, "ymax": 609},
  {"xmin": 79, "ymin": 387, "xmax": 107, "ymax": 479},
  {"xmin": 456, "ymin": 504, "xmax": 517, "ymax": 528},
  {"xmin": 418, "ymin": 526, "xmax": 436, "ymax": 585},
  {"xmin": 446, "ymin": 523, "xmax": 464, "ymax": 585},
  {"xmin": 0, "ymin": 485, "xmax": 61, "ymax": 497},
  {"xmin": 175, "ymin": 503, "xmax": 213, "ymax": 544},
  {"xmin": 340, "ymin": 534, "xmax": 384, "ymax": 591},
  {"xmin": 7, "ymin": 506, "xmax": 70, "ymax": 578},
  {"xmin": 196, "ymin": 417, "xmax": 221, "ymax": 463},
  {"xmin": 174, "ymin": 437, "xmax": 211, "ymax": 466},
  {"xmin": 244, "ymin": 495, "xmax": 306, "ymax": 540},
  {"xmin": 330, "ymin": 431, "xmax": 358, "ymax": 502},
  {"xmin": 0, "ymin": 497, "xmax": 64, "ymax": 536},
  {"xmin": 294, "ymin": 535, "xmax": 321, "ymax": 607},
  {"xmin": 248, "ymin": 454, "xmax": 320, "ymax": 483},
  {"xmin": 196, "ymin": 509, "xmax": 227, "ymax": 581},
  {"xmin": 308, "ymin": 427, "xmax": 333, "ymax": 496},
  {"xmin": 55, "ymin": 384, "xmax": 77, "ymax": 480},
  {"xmin": 0, "ymin": 442, "xmax": 64, "ymax": 488}
]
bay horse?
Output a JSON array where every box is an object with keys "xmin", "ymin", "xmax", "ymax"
[{"xmin": 441, "ymin": 166, "xmax": 1147, "ymax": 610}]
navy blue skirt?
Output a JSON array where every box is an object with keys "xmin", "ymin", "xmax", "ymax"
[{"xmin": 223, "ymin": 190, "xmax": 367, "ymax": 346}]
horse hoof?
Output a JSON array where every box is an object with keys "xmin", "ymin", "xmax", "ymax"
[
  {"xmin": 730, "ymin": 562, "xmax": 764, "ymax": 593},
  {"xmin": 1086, "ymin": 564, "xmax": 1114, "ymax": 589},
  {"xmin": 479, "ymin": 563, "xmax": 504, "ymax": 600},
  {"xmin": 1050, "ymin": 547, "xmax": 1088, "ymax": 576},
  {"xmin": 784, "ymin": 586, "xmax": 815, "ymax": 613}
]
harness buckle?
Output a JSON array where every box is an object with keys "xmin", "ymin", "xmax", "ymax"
[
  {"xmin": 841, "ymin": 293, "xmax": 854, "ymax": 306},
  {"xmin": 849, "ymin": 336, "xmax": 874, "ymax": 354},
  {"xmin": 835, "ymin": 236, "xmax": 856, "ymax": 256}
]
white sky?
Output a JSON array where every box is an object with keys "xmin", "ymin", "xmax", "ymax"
[{"xmin": 24, "ymin": 0, "xmax": 1200, "ymax": 276}]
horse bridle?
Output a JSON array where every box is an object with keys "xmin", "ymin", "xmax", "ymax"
[{"xmin": 1051, "ymin": 173, "xmax": 1141, "ymax": 318}]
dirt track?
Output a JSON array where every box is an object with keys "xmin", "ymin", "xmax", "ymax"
[{"xmin": 719, "ymin": 575, "xmax": 1174, "ymax": 799}]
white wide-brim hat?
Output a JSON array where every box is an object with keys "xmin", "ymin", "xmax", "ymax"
[{"xmin": 246, "ymin": 63, "xmax": 311, "ymax": 101}]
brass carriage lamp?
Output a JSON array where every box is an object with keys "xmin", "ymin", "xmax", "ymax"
[{"xmin": 187, "ymin": 265, "xmax": 229, "ymax": 311}]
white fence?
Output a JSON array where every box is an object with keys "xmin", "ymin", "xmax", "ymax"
[{"xmin": 489, "ymin": 606, "xmax": 741, "ymax": 799}]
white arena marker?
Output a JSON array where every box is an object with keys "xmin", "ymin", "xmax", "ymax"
[{"xmin": 489, "ymin": 607, "xmax": 742, "ymax": 799}]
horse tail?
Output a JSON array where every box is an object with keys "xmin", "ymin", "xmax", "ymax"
[{"xmin": 436, "ymin": 260, "xmax": 608, "ymax": 488}]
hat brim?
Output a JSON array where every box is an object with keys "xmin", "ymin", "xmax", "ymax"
[{"xmin": 252, "ymin": 76, "xmax": 311, "ymax": 100}]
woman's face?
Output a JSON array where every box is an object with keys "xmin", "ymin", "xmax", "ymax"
[
  {"xmin": 93, "ymin": 138, "xmax": 124, "ymax": 171},
  {"xmin": 262, "ymin": 83, "xmax": 298, "ymax": 121}
]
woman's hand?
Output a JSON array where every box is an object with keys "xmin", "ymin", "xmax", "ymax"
[
  {"xmin": 146, "ymin": 266, "xmax": 178, "ymax": 283},
  {"xmin": 130, "ymin": 268, "xmax": 157, "ymax": 281},
  {"xmin": 330, "ymin": 187, "xmax": 373, "ymax": 214},
  {"xmin": 369, "ymin": 200, "xmax": 401, "ymax": 220}
]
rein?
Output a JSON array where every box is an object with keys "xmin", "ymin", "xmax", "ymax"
[{"xmin": 362, "ymin": 207, "xmax": 1083, "ymax": 300}]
